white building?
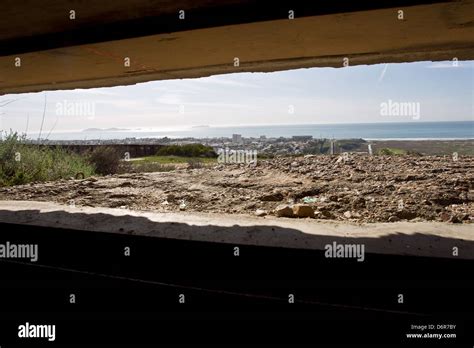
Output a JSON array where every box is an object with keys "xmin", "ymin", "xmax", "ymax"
[{"xmin": 232, "ymin": 134, "xmax": 243, "ymax": 144}]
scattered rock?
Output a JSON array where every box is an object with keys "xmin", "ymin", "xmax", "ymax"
[
  {"xmin": 108, "ymin": 193, "xmax": 129, "ymax": 199},
  {"xmin": 343, "ymin": 211, "xmax": 352, "ymax": 219},
  {"xmin": 343, "ymin": 211, "xmax": 361, "ymax": 219},
  {"xmin": 388, "ymin": 215, "xmax": 400, "ymax": 222},
  {"xmin": 255, "ymin": 209, "xmax": 267, "ymax": 217},
  {"xmin": 460, "ymin": 213, "xmax": 470, "ymax": 221},
  {"xmin": 0, "ymin": 153, "xmax": 472, "ymax": 224},
  {"xmin": 449, "ymin": 215, "xmax": 461, "ymax": 223},
  {"xmin": 119, "ymin": 181, "xmax": 133, "ymax": 187},
  {"xmin": 439, "ymin": 212, "xmax": 451, "ymax": 222},
  {"xmin": 188, "ymin": 184, "xmax": 202, "ymax": 191},
  {"xmin": 396, "ymin": 210, "xmax": 417, "ymax": 220},
  {"xmin": 274, "ymin": 204, "xmax": 294, "ymax": 218},
  {"xmin": 293, "ymin": 204, "xmax": 314, "ymax": 218},
  {"xmin": 245, "ymin": 203, "xmax": 257, "ymax": 210},
  {"xmin": 351, "ymin": 197, "xmax": 366, "ymax": 209},
  {"xmin": 320, "ymin": 209, "xmax": 335, "ymax": 219},
  {"xmin": 259, "ymin": 192, "xmax": 284, "ymax": 202}
]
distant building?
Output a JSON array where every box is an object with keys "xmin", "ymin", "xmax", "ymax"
[
  {"xmin": 291, "ymin": 135, "xmax": 313, "ymax": 141},
  {"xmin": 232, "ymin": 134, "xmax": 243, "ymax": 144}
]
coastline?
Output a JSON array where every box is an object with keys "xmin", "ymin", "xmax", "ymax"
[{"xmin": 20, "ymin": 120, "xmax": 474, "ymax": 141}]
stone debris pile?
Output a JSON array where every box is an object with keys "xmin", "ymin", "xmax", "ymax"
[{"xmin": 0, "ymin": 154, "xmax": 472, "ymax": 223}]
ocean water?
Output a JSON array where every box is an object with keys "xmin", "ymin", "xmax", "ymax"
[{"xmin": 30, "ymin": 121, "xmax": 474, "ymax": 141}]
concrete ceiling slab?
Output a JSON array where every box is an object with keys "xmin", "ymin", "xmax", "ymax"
[{"xmin": 0, "ymin": 0, "xmax": 472, "ymax": 94}]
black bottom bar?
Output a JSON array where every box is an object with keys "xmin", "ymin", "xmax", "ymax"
[{"xmin": 0, "ymin": 222, "xmax": 472, "ymax": 345}]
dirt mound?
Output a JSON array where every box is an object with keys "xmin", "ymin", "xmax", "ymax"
[{"xmin": 0, "ymin": 154, "xmax": 472, "ymax": 223}]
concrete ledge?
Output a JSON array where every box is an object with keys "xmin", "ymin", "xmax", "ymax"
[{"xmin": 0, "ymin": 200, "xmax": 472, "ymax": 259}]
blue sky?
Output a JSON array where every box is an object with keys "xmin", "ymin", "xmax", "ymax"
[{"xmin": 0, "ymin": 60, "xmax": 472, "ymax": 134}]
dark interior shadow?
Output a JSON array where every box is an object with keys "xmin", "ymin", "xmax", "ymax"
[{"xmin": 0, "ymin": 208, "xmax": 473, "ymax": 319}]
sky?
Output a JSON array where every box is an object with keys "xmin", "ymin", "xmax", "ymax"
[{"xmin": 0, "ymin": 60, "xmax": 472, "ymax": 135}]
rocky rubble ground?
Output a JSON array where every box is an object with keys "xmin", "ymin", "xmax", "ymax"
[{"xmin": 0, "ymin": 154, "xmax": 472, "ymax": 223}]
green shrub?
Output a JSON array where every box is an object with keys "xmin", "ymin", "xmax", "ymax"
[
  {"xmin": 406, "ymin": 150, "xmax": 423, "ymax": 156},
  {"xmin": 88, "ymin": 146, "xmax": 122, "ymax": 175},
  {"xmin": 378, "ymin": 148, "xmax": 406, "ymax": 155},
  {"xmin": 378, "ymin": 148, "xmax": 394, "ymax": 155},
  {"xmin": 0, "ymin": 132, "xmax": 95, "ymax": 186},
  {"xmin": 338, "ymin": 139, "xmax": 367, "ymax": 151}
]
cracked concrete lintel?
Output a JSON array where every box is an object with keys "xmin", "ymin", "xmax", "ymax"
[
  {"xmin": 1, "ymin": 0, "xmax": 473, "ymax": 94},
  {"xmin": 0, "ymin": 201, "xmax": 472, "ymax": 259}
]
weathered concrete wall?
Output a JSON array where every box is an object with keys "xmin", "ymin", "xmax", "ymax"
[
  {"xmin": 1, "ymin": 201, "xmax": 473, "ymax": 259},
  {"xmin": 0, "ymin": 0, "xmax": 472, "ymax": 95}
]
